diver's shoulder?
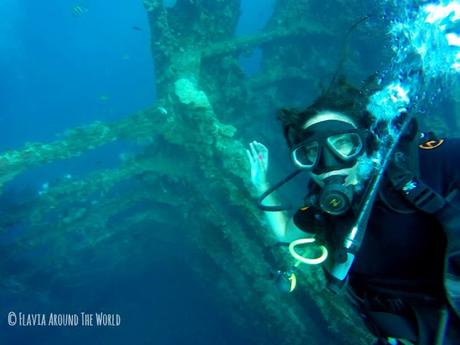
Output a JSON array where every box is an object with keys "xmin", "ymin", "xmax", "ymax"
[{"xmin": 418, "ymin": 135, "xmax": 460, "ymax": 185}]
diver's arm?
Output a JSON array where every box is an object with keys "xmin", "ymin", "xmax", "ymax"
[
  {"xmin": 256, "ymin": 183, "xmax": 289, "ymax": 241},
  {"xmin": 258, "ymin": 186, "xmax": 309, "ymax": 242},
  {"xmin": 246, "ymin": 141, "xmax": 310, "ymax": 242},
  {"xmin": 246, "ymin": 141, "xmax": 288, "ymax": 240}
]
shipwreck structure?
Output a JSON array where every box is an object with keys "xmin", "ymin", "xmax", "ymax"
[{"xmin": 2, "ymin": 0, "xmax": 456, "ymax": 343}]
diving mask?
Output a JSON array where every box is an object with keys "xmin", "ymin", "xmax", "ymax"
[
  {"xmin": 291, "ymin": 119, "xmax": 369, "ymax": 215},
  {"xmin": 291, "ymin": 128, "xmax": 366, "ymax": 172}
]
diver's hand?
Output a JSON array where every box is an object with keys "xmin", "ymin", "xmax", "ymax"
[{"xmin": 246, "ymin": 141, "xmax": 269, "ymax": 193}]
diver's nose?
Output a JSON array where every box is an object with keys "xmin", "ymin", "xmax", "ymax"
[
  {"xmin": 316, "ymin": 147, "xmax": 339, "ymax": 172},
  {"xmin": 322, "ymin": 149, "xmax": 337, "ymax": 166}
]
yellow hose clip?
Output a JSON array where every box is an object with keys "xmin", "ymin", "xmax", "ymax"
[
  {"xmin": 287, "ymin": 272, "xmax": 297, "ymax": 292},
  {"xmin": 289, "ymin": 238, "xmax": 328, "ymax": 265}
]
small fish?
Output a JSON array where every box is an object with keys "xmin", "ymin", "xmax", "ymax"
[
  {"xmin": 72, "ymin": 4, "xmax": 88, "ymax": 17},
  {"xmin": 132, "ymin": 26, "xmax": 143, "ymax": 32}
]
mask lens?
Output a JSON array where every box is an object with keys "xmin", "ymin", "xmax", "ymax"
[
  {"xmin": 327, "ymin": 133, "xmax": 362, "ymax": 159},
  {"xmin": 292, "ymin": 141, "xmax": 319, "ymax": 168}
]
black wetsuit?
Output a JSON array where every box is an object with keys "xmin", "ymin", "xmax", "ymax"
[{"xmin": 293, "ymin": 138, "xmax": 460, "ymax": 344}]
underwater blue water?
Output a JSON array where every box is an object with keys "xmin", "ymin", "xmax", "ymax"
[{"xmin": 1, "ymin": 0, "xmax": 155, "ymax": 151}]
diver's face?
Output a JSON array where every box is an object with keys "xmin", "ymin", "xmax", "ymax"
[{"xmin": 292, "ymin": 111, "xmax": 364, "ymax": 187}]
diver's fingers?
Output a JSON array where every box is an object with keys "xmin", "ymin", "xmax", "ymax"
[
  {"xmin": 253, "ymin": 141, "xmax": 268, "ymax": 169},
  {"xmin": 245, "ymin": 149, "xmax": 255, "ymax": 167},
  {"xmin": 256, "ymin": 155, "xmax": 265, "ymax": 172},
  {"xmin": 254, "ymin": 142, "xmax": 269, "ymax": 161},
  {"xmin": 254, "ymin": 141, "xmax": 268, "ymax": 154},
  {"xmin": 249, "ymin": 141, "xmax": 259, "ymax": 159},
  {"xmin": 254, "ymin": 150, "xmax": 267, "ymax": 172}
]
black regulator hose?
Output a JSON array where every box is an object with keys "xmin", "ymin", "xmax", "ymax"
[{"xmin": 257, "ymin": 170, "xmax": 302, "ymax": 212}]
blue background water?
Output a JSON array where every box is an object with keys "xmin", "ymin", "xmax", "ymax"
[
  {"xmin": 1, "ymin": 0, "xmax": 154, "ymax": 149},
  {"xmin": 0, "ymin": 1, "xmax": 277, "ymax": 344}
]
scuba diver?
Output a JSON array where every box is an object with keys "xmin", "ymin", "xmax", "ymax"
[{"xmin": 246, "ymin": 79, "xmax": 460, "ymax": 345}]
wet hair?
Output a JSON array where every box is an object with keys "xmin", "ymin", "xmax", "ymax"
[{"xmin": 278, "ymin": 77, "xmax": 376, "ymax": 151}]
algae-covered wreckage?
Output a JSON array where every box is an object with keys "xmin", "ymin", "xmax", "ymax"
[{"xmin": 0, "ymin": 1, "xmax": 422, "ymax": 344}]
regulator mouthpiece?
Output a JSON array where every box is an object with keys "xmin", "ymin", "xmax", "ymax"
[{"xmin": 319, "ymin": 176, "xmax": 354, "ymax": 215}]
